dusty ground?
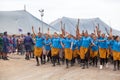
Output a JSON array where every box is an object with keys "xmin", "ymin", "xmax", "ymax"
[{"xmin": 0, "ymin": 54, "xmax": 120, "ymax": 80}]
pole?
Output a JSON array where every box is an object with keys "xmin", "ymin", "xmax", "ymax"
[{"xmin": 39, "ymin": 9, "xmax": 44, "ymax": 34}]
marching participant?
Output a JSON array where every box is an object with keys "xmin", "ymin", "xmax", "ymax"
[
  {"xmin": 97, "ymin": 33, "xmax": 108, "ymax": 69},
  {"xmin": 32, "ymin": 26, "xmax": 44, "ymax": 66},
  {"xmin": 71, "ymin": 37, "xmax": 79, "ymax": 66},
  {"xmin": 109, "ymin": 29, "xmax": 120, "ymax": 71},
  {"xmin": 51, "ymin": 32, "xmax": 60, "ymax": 66},
  {"xmin": 43, "ymin": 34, "xmax": 51, "ymax": 63},
  {"xmin": 62, "ymin": 34, "xmax": 73, "ymax": 68},
  {"xmin": 77, "ymin": 34, "xmax": 82, "ymax": 64},
  {"xmin": 90, "ymin": 34, "xmax": 99, "ymax": 67},
  {"xmin": 111, "ymin": 36, "xmax": 120, "ymax": 71},
  {"xmin": 95, "ymin": 26, "xmax": 110, "ymax": 69},
  {"xmin": 80, "ymin": 31, "xmax": 92, "ymax": 69},
  {"xmin": 58, "ymin": 34, "xmax": 65, "ymax": 65}
]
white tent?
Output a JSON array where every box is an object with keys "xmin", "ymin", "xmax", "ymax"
[
  {"xmin": 50, "ymin": 17, "xmax": 120, "ymax": 36},
  {"xmin": 0, "ymin": 10, "xmax": 58, "ymax": 34}
]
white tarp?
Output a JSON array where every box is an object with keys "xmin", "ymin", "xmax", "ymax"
[
  {"xmin": 0, "ymin": 10, "xmax": 58, "ymax": 34},
  {"xmin": 50, "ymin": 17, "xmax": 120, "ymax": 36}
]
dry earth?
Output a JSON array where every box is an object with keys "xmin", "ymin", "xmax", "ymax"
[{"xmin": 0, "ymin": 54, "xmax": 120, "ymax": 80}]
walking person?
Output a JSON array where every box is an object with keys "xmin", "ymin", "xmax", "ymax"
[
  {"xmin": 79, "ymin": 31, "xmax": 92, "ymax": 69},
  {"xmin": 62, "ymin": 34, "xmax": 73, "ymax": 68},
  {"xmin": 24, "ymin": 32, "xmax": 34, "ymax": 60},
  {"xmin": 51, "ymin": 32, "xmax": 60, "ymax": 66},
  {"xmin": 2, "ymin": 32, "xmax": 9, "ymax": 60},
  {"xmin": 32, "ymin": 26, "xmax": 44, "ymax": 66},
  {"xmin": 0, "ymin": 34, "xmax": 3, "ymax": 59},
  {"xmin": 43, "ymin": 34, "xmax": 51, "ymax": 63}
]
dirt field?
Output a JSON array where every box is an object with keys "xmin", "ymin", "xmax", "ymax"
[{"xmin": 0, "ymin": 54, "xmax": 120, "ymax": 80}]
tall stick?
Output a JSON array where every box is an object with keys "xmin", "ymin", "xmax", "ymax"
[{"xmin": 76, "ymin": 19, "xmax": 80, "ymax": 37}]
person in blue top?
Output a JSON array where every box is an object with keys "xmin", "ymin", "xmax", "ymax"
[
  {"xmin": 95, "ymin": 26, "xmax": 112, "ymax": 69},
  {"xmin": 43, "ymin": 34, "xmax": 51, "ymax": 63},
  {"xmin": 71, "ymin": 37, "xmax": 79, "ymax": 66},
  {"xmin": 24, "ymin": 32, "xmax": 34, "ymax": 60},
  {"xmin": 90, "ymin": 34, "xmax": 99, "ymax": 67},
  {"xmin": 58, "ymin": 34, "xmax": 65, "ymax": 65},
  {"xmin": 110, "ymin": 36, "xmax": 120, "ymax": 71},
  {"xmin": 2, "ymin": 32, "xmax": 9, "ymax": 60},
  {"xmin": 77, "ymin": 34, "xmax": 83, "ymax": 64},
  {"xmin": 79, "ymin": 31, "xmax": 92, "ymax": 69},
  {"xmin": 51, "ymin": 32, "xmax": 60, "ymax": 66},
  {"xmin": 62, "ymin": 34, "xmax": 73, "ymax": 68},
  {"xmin": 97, "ymin": 33, "xmax": 109, "ymax": 69},
  {"xmin": 32, "ymin": 26, "xmax": 44, "ymax": 66}
]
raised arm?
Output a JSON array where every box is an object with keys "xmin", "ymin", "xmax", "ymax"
[
  {"xmin": 32, "ymin": 26, "xmax": 36, "ymax": 37},
  {"xmin": 94, "ymin": 26, "xmax": 97, "ymax": 36},
  {"xmin": 109, "ymin": 28, "xmax": 113, "ymax": 38},
  {"xmin": 76, "ymin": 19, "xmax": 80, "ymax": 37}
]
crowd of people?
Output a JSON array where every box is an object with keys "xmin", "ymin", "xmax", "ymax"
[{"xmin": 0, "ymin": 26, "xmax": 120, "ymax": 71}]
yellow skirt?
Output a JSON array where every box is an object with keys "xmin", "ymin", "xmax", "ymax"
[
  {"xmin": 51, "ymin": 48, "xmax": 59, "ymax": 56},
  {"xmin": 64, "ymin": 48, "xmax": 72, "ymax": 60},
  {"xmin": 73, "ymin": 49, "xmax": 79, "ymax": 58},
  {"xmin": 34, "ymin": 47, "xmax": 43, "ymax": 57},
  {"xmin": 112, "ymin": 50, "xmax": 120, "ymax": 60},
  {"xmin": 99, "ymin": 48, "xmax": 107, "ymax": 58},
  {"xmin": 90, "ymin": 50, "xmax": 98, "ymax": 58},
  {"xmin": 80, "ymin": 47, "xmax": 88, "ymax": 59}
]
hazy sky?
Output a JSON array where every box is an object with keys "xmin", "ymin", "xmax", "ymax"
[{"xmin": 0, "ymin": 0, "xmax": 120, "ymax": 30}]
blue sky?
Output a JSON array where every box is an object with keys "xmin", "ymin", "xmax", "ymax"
[{"xmin": 0, "ymin": 0, "xmax": 120, "ymax": 30}]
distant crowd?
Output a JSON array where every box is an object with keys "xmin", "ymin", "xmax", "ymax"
[{"xmin": 0, "ymin": 26, "xmax": 120, "ymax": 71}]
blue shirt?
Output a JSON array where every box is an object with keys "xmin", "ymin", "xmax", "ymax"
[
  {"xmin": 35, "ymin": 36, "xmax": 44, "ymax": 48},
  {"xmin": 72, "ymin": 39, "xmax": 78, "ymax": 50},
  {"xmin": 98, "ymin": 37, "xmax": 108, "ymax": 49},
  {"xmin": 51, "ymin": 37, "xmax": 60, "ymax": 48},
  {"xmin": 81, "ymin": 36, "xmax": 92, "ymax": 48},
  {"xmin": 110, "ymin": 40, "xmax": 120, "ymax": 52},
  {"xmin": 91, "ymin": 40, "xmax": 99, "ymax": 51},
  {"xmin": 58, "ymin": 38, "xmax": 64, "ymax": 49},
  {"xmin": 44, "ymin": 38, "xmax": 51, "ymax": 50},
  {"xmin": 78, "ymin": 38, "xmax": 82, "ymax": 49},
  {"xmin": 62, "ymin": 38, "xmax": 72, "ymax": 48},
  {"xmin": 3, "ymin": 36, "xmax": 9, "ymax": 47}
]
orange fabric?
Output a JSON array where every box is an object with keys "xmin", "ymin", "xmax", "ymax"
[
  {"xmin": 64, "ymin": 48, "xmax": 72, "ymax": 60},
  {"xmin": 73, "ymin": 49, "xmax": 79, "ymax": 58},
  {"xmin": 51, "ymin": 48, "xmax": 59, "ymax": 56},
  {"xmin": 80, "ymin": 47, "xmax": 88, "ymax": 59},
  {"xmin": 112, "ymin": 50, "xmax": 120, "ymax": 60},
  {"xmin": 99, "ymin": 48, "xmax": 107, "ymax": 58},
  {"xmin": 34, "ymin": 47, "xmax": 43, "ymax": 57}
]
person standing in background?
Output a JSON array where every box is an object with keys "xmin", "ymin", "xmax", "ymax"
[
  {"xmin": 0, "ymin": 34, "xmax": 3, "ymax": 59},
  {"xmin": 32, "ymin": 26, "xmax": 44, "ymax": 66},
  {"xmin": 24, "ymin": 32, "xmax": 34, "ymax": 60},
  {"xmin": 2, "ymin": 32, "xmax": 9, "ymax": 60}
]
